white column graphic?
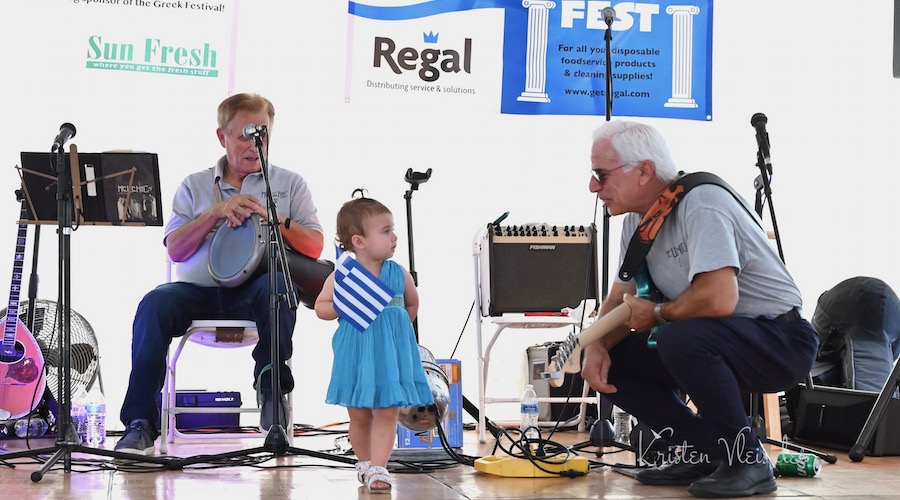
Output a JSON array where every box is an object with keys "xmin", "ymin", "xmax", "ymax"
[
  {"xmin": 517, "ymin": 0, "xmax": 556, "ymax": 103},
  {"xmin": 664, "ymin": 5, "xmax": 700, "ymax": 109}
]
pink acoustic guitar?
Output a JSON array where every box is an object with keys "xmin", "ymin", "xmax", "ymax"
[{"xmin": 0, "ymin": 201, "xmax": 46, "ymax": 420}]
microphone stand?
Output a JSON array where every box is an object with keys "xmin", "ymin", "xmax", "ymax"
[
  {"xmin": 599, "ymin": 14, "xmax": 614, "ymax": 307},
  {"xmin": 403, "ymin": 167, "xmax": 431, "ymax": 342},
  {"xmin": 603, "ymin": 23, "xmax": 613, "ymax": 123},
  {"xmin": 575, "ymin": 15, "xmax": 635, "ymax": 459},
  {"xmin": 746, "ymin": 117, "xmax": 837, "ymax": 464},
  {"xmin": 752, "ymin": 140, "xmax": 784, "ymax": 263},
  {"xmin": 255, "ymin": 129, "xmax": 297, "ymax": 453},
  {"xmin": 171, "ymin": 131, "xmax": 354, "ymax": 469},
  {"xmin": 0, "ymin": 142, "xmax": 173, "ymax": 481}
]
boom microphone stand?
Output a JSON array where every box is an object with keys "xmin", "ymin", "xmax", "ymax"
[
  {"xmin": 171, "ymin": 125, "xmax": 353, "ymax": 469},
  {"xmin": 747, "ymin": 113, "xmax": 836, "ymax": 464},
  {"xmin": 403, "ymin": 167, "xmax": 431, "ymax": 342},
  {"xmin": 0, "ymin": 127, "xmax": 173, "ymax": 481}
]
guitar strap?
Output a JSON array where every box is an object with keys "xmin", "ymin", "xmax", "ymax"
[{"xmin": 618, "ymin": 171, "xmax": 763, "ymax": 281}]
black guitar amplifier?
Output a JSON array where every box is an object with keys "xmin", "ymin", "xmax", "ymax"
[
  {"xmin": 481, "ymin": 223, "xmax": 598, "ymax": 316},
  {"xmin": 791, "ymin": 385, "xmax": 900, "ymax": 456}
]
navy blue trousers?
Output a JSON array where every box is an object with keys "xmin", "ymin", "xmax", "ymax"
[
  {"xmin": 604, "ymin": 316, "xmax": 818, "ymax": 456},
  {"xmin": 119, "ymin": 272, "xmax": 297, "ymax": 429}
]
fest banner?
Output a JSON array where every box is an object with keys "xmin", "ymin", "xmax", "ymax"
[{"xmin": 346, "ymin": 1, "xmax": 713, "ymax": 121}]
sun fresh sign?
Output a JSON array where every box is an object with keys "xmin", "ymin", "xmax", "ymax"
[{"xmin": 85, "ymin": 35, "xmax": 219, "ymax": 77}]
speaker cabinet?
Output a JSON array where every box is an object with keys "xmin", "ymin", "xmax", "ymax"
[
  {"xmin": 527, "ymin": 342, "xmax": 598, "ymax": 422},
  {"xmin": 793, "ymin": 385, "xmax": 900, "ymax": 456},
  {"xmin": 481, "ymin": 224, "xmax": 598, "ymax": 316},
  {"xmin": 526, "ymin": 343, "xmax": 554, "ymax": 421}
]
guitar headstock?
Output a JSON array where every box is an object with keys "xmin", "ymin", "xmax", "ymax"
[
  {"xmin": 542, "ymin": 349, "xmax": 582, "ymax": 388},
  {"xmin": 542, "ymin": 357, "xmax": 564, "ymax": 388}
]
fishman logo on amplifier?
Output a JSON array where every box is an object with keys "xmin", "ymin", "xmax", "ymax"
[
  {"xmin": 85, "ymin": 35, "xmax": 219, "ymax": 78},
  {"xmin": 529, "ymin": 245, "xmax": 557, "ymax": 250}
]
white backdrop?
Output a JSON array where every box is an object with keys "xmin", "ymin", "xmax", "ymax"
[{"xmin": 3, "ymin": 1, "xmax": 898, "ymax": 432}]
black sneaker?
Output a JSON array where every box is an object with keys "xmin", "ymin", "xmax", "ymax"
[
  {"xmin": 114, "ymin": 419, "xmax": 156, "ymax": 456},
  {"xmin": 259, "ymin": 394, "xmax": 289, "ymax": 433}
]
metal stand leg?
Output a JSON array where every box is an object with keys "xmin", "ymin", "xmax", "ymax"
[{"xmin": 850, "ymin": 357, "xmax": 900, "ymax": 462}]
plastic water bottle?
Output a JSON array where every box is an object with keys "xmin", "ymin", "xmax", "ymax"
[
  {"xmin": 71, "ymin": 395, "xmax": 88, "ymax": 443},
  {"xmin": 520, "ymin": 384, "xmax": 539, "ymax": 440},
  {"xmin": 14, "ymin": 416, "xmax": 49, "ymax": 438},
  {"xmin": 84, "ymin": 392, "xmax": 107, "ymax": 448},
  {"xmin": 613, "ymin": 406, "xmax": 632, "ymax": 446}
]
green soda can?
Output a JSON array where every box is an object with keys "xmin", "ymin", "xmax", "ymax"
[{"xmin": 775, "ymin": 453, "xmax": 821, "ymax": 477}]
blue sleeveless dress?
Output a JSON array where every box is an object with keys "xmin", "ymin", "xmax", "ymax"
[{"xmin": 325, "ymin": 260, "xmax": 434, "ymax": 409}]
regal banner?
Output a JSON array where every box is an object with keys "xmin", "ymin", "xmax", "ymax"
[{"xmin": 346, "ymin": 0, "xmax": 713, "ymax": 121}]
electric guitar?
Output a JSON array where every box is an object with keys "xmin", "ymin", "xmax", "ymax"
[
  {"xmin": 543, "ymin": 302, "xmax": 632, "ymax": 388},
  {"xmin": 542, "ymin": 262, "xmax": 668, "ymax": 387},
  {"xmin": 0, "ymin": 200, "xmax": 46, "ymax": 420},
  {"xmin": 634, "ymin": 260, "xmax": 666, "ymax": 348}
]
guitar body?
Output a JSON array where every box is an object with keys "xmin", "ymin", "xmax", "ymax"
[
  {"xmin": 0, "ymin": 316, "xmax": 46, "ymax": 419},
  {"xmin": 1, "ymin": 198, "xmax": 47, "ymax": 420},
  {"xmin": 634, "ymin": 261, "xmax": 666, "ymax": 348}
]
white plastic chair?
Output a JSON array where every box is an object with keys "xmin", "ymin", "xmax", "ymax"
[
  {"xmin": 159, "ymin": 260, "xmax": 293, "ymax": 455},
  {"xmin": 471, "ymin": 224, "xmax": 601, "ymax": 443}
]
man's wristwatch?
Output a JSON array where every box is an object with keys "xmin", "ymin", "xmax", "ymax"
[{"xmin": 653, "ymin": 303, "xmax": 670, "ymax": 326}]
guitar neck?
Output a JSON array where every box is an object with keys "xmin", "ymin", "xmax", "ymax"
[
  {"xmin": 544, "ymin": 302, "xmax": 632, "ymax": 388},
  {"xmin": 575, "ymin": 302, "xmax": 632, "ymax": 346},
  {"xmin": 3, "ymin": 206, "xmax": 28, "ymax": 349},
  {"xmin": 0, "ymin": 200, "xmax": 46, "ymax": 420}
]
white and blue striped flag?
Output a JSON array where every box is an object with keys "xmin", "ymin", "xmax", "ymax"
[{"xmin": 333, "ymin": 247, "xmax": 395, "ymax": 332}]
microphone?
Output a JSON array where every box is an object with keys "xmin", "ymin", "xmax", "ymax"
[
  {"xmin": 602, "ymin": 6, "xmax": 616, "ymax": 27},
  {"xmin": 51, "ymin": 123, "xmax": 76, "ymax": 152},
  {"xmin": 750, "ymin": 113, "xmax": 772, "ymax": 170},
  {"xmin": 241, "ymin": 123, "xmax": 267, "ymax": 139}
]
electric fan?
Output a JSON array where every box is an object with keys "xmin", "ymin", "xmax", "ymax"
[
  {"xmin": 398, "ymin": 346, "xmax": 450, "ymax": 432},
  {"xmin": 0, "ymin": 299, "xmax": 100, "ymax": 402}
]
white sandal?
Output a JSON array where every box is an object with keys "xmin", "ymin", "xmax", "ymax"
[
  {"xmin": 364, "ymin": 465, "xmax": 392, "ymax": 494},
  {"xmin": 355, "ymin": 460, "xmax": 370, "ymax": 485}
]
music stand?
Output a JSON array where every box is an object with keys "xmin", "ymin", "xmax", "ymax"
[
  {"xmin": 0, "ymin": 146, "xmax": 174, "ymax": 481},
  {"xmin": 18, "ymin": 150, "xmax": 164, "ymax": 227}
]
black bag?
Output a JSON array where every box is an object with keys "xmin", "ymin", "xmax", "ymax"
[
  {"xmin": 811, "ymin": 276, "xmax": 900, "ymax": 391},
  {"xmin": 784, "ymin": 276, "xmax": 900, "ymax": 441}
]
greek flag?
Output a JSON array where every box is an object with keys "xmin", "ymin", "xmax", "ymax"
[{"xmin": 333, "ymin": 247, "xmax": 395, "ymax": 332}]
